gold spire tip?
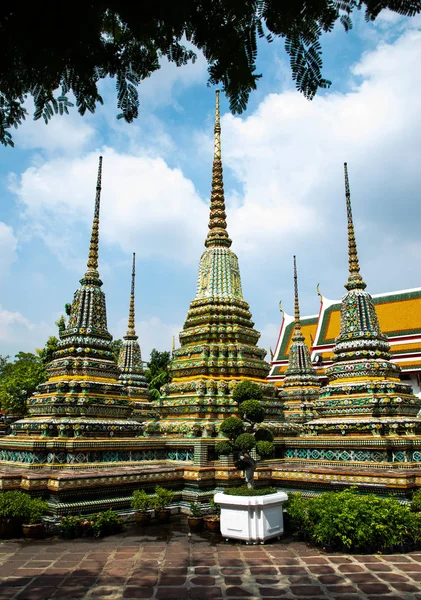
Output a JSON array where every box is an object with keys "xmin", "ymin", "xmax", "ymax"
[
  {"xmin": 86, "ymin": 156, "xmax": 102, "ymax": 276},
  {"xmin": 343, "ymin": 162, "xmax": 365, "ymax": 290},
  {"xmin": 293, "ymin": 255, "xmax": 301, "ymax": 330},
  {"xmin": 127, "ymin": 252, "xmax": 136, "ymax": 334}
]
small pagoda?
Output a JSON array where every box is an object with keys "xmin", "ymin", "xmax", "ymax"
[
  {"xmin": 279, "ymin": 256, "xmax": 320, "ymax": 422},
  {"xmin": 285, "ymin": 164, "xmax": 421, "ymax": 467},
  {"xmin": 0, "ymin": 157, "xmax": 144, "ymax": 467},
  {"xmin": 156, "ymin": 91, "xmax": 281, "ymax": 438},
  {"xmin": 118, "ymin": 252, "xmax": 152, "ymax": 421}
]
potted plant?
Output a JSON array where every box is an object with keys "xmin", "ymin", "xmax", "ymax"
[
  {"xmin": 22, "ymin": 497, "xmax": 48, "ymax": 539},
  {"xmin": 0, "ymin": 491, "xmax": 31, "ymax": 538},
  {"xmin": 214, "ymin": 381, "xmax": 288, "ymax": 543},
  {"xmin": 152, "ymin": 486, "xmax": 174, "ymax": 523},
  {"xmin": 204, "ymin": 498, "xmax": 220, "ymax": 533},
  {"xmin": 131, "ymin": 490, "xmax": 153, "ymax": 526},
  {"xmin": 188, "ymin": 502, "xmax": 204, "ymax": 531}
]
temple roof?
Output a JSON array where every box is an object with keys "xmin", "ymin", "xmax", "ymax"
[{"xmin": 268, "ymin": 286, "xmax": 421, "ymax": 381}]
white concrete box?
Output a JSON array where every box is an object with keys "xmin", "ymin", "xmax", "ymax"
[{"xmin": 214, "ymin": 491, "xmax": 288, "ymax": 543}]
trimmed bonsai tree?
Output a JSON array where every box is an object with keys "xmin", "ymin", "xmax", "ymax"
[{"xmin": 216, "ymin": 381, "xmax": 274, "ymax": 487}]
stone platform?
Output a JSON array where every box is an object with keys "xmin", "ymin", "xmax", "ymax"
[{"xmin": 1, "ymin": 516, "xmax": 421, "ymax": 599}]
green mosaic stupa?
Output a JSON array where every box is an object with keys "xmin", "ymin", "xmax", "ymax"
[
  {"xmin": 285, "ymin": 164, "xmax": 421, "ymax": 467},
  {"xmin": 157, "ymin": 91, "xmax": 281, "ymax": 437},
  {"xmin": 0, "ymin": 157, "xmax": 144, "ymax": 467},
  {"xmin": 279, "ymin": 256, "xmax": 320, "ymax": 422},
  {"xmin": 118, "ymin": 252, "xmax": 151, "ymax": 421}
]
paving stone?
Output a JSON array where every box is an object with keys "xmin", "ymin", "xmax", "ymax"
[
  {"xmin": 306, "ymin": 565, "xmax": 335, "ymax": 574},
  {"xmin": 224, "ymin": 576, "xmax": 243, "ymax": 585},
  {"xmin": 126, "ymin": 576, "xmax": 157, "ymax": 586},
  {"xmin": 278, "ymin": 567, "xmax": 308, "ymax": 575},
  {"xmin": 368, "ymin": 563, "xmax": 392, "ymax": 572},
  {"xmin": 382, "ymin": 555, "xmax": 412, "ymax": 562},
  {"xmin": 155, "ymin": 588, "xmax": 189, "ymax": 598},
  {"xmin": 347, "ymin": 573, "xmax": 380, "ymax": 583},
  {"xmin": 249, "ymin": 567, "xmax": 278, "ymax": 575},
  {"xmin": 398, "ymin": 562, "xmax": 421, "ymax": 571},
  {"xmin": 337, "ymin": 564, "xmax": 365, "ymax": 573},
  {"xmin": 256, "ymin": 578, "xmax": 280, "ymax": 584},
  {"xmin": 16, "ymin": 588, "xmax": 56, "ymax": 600},
  {"xmin": 226, "ymin": 587, "xmax": 254, "ymax": 597},
  {"xmin": 290, "ymin": 585, "xmax": 325, "ymax": 596},
  {"xmin": 288, "ymin": 576, "xmax": 313, "ymax": 584},
  {"xmin": 259, "ymin": 588, "xmax": 287, "ymax": 597},
  {"xmin": 221, "ymin": 568, "xmax": 246, "ymax": 575},
  {"xmin": 190, "ymin": 576, "xmax": 215, "ymax": 586},
  {"xmin": 325, "ymin": 585, "xmax": 358, "ymax": 594},
  {"xmin": 379, "ymin": 573, "xmax": 409, "ymax": 582},
  {"xmin": 357, "ymin": 583, "xmax": 392, "ymax": 594},
  {"xmin": 123, "ymin": 588, "xmax": 155, "ymax": 599},
  {"xmin": 327, "ymin": 556, "xmax": 353, "ymax": 563},
  {"xmin": 301, "ymin": 557, "xmax": 329, "ymax": 564},
  {"xmin": 189, "ymin": 588, "xmax": 223, "ymax": 599},
  {"xmin": 159, "ymin": 575, "xmax": 187, "ymax": 585},
  {"xmin": 391, "ymin": 582, "xmax": 421, "ymax": 592},
  {"xmin": 194, "ymin": 567, "xmax": 210, "ymax": 574},
  {"xmin": 354, "ymin": 556, "xmax": 381, "ymax": 563},
  {"xmin": 318, "ymin": 574, "xmax": 343, "ymax": 585}
]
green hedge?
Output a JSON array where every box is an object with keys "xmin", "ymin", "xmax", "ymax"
[{"xmin": 286, "ymin": 488, "xmax": 421, "ymax": 552}]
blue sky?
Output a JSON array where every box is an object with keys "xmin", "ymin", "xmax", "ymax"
[{"xmin": 1, "ymin": 10, "xmax": 421, "ymax": 362}]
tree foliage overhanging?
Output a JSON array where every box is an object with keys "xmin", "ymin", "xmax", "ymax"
[{"xmin": 1, "ymin": 1, "xmax": 420, "ymax": 147}]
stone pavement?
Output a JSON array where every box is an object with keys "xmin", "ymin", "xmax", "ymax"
[{"xmin": 1, "ymin": 516, "xmax": 421, "ymax": 600}]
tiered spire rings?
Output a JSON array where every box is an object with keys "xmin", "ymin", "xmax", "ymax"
[
  {"xmin": 344, "ymin": 162, "xmax": 366, "ymax": 291},
  {"xmin": 86, "ymin": 156, "xmax": 102, "ymax": 280},
  {"xmin": 126, "ymin": 252, "xmax": 136, "ymax": 338},
  {"xmin": 205, "ymin": 90, "xmax": 232, "ymax": 249}
]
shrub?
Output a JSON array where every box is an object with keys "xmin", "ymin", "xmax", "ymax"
[
  {"xmin": 239, "ymin": 400, "xmax": 265, "ymax": 423},
  {"xmin": 256, "ymin": 440, "xmax": 274, "ymax": 458},
  {"xmin": 0, "ymin": 491, "xmax": 31, "ymax": 521},
  {"xmin": 153, "ymin": 486, "xmax": 174, "ymax": 510},
  {"xmin": 58, "ymin": 510, "xmax": 122, "ymax": 538},
  {"xmin": 234, "ymin": 433, "xmax": 256, "ymax": 451},
  {"xmin": 216, "ymin": 382, "xmax": 274, "ymax": 482},
  {"xmin": 411, "ymin": 488, "xmax": 421, "ymax": 512},
  {"xmin": 131, "ymin": 490, "xmax": 152, "ymax": 513},
  {"xmin": 215, "ymin": 440, "xmax": 232, "ymax": 455},
  {"xmin": 25, "ymin": 498, "xmax": 48, "ymax": 524},
  {"xmin": 286, "ymin": 489, "xmax": 415, "ymax": 552},
  {"xmin": 255, "ymin": 428, "xmax": 274, "ymax": 442},
  {"xmin": 0, "ymin": 491, "xmax": 47, "ymax": 525},
  {"xmin": 219, "ymin": 416, "xmax": 244, "ymax": 440},
  {"xmin": 189, "ymin": 502, "xmax": 202, "ymax": 517},
  {"xmin": 232, "ymin": 381, "xmax": 263, "ymax": 404},
  {"xmin": 224, "ymin": 486, "xmax": 277, "ymax": 497}
]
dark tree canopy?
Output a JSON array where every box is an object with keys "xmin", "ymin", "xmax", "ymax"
[
  {"xmin": 0, "ymin": 353, "xmax": 47, "ymax": 415},
  {"xmin": 1, "ymin": 1, "xmax": 419, "ymax": 147}
]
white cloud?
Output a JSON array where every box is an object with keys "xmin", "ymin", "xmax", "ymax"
[
  {"xmin": 0, "ymin": 223, "xmax": 18, "ymax": 280},
  {"xmin": 9, "ymin": 148, "xmax": 208, "ymax": 267},
  {"xmin": 0, "ymin": 305, "xmax": 53, "ymax": 355},
  {"xmin": 13, "ymin": 98, "xmax": 95, "ymax": 154},
  {"xmin": 114, "ymin": 315, "xmax": 181, "ymax": 361}
]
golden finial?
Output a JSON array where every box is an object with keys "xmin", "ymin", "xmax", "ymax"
[
  {"xmin": 293, "ymin": 255, "xmax": 300, "ymax": 326},
  {"xmin": 344, "ymin": 162, "xmax": 366, "ymax": 290},
  {"xmin": 279, "ymin": 299, "xmax": 284, "ymax": 315},
  {"xmin": 316, "ymin": 282, "xmax": 323, "ymax": 301},
  {"xmin": 172, "ymin": 335, "xmax": 175, "ymax": 352},
  {"xmin": 86, "ymin": 156, "xmax": 102, "ymax": 278},
  {"xmin": 205, "ymin": 90, "xmax": 232, "ymax": 249},
  {"xmin": 270, "ymin": 347, "xmax": 274, "ymax": 360},
  {"xmin": 126, "ymin": 252, "xmax": 136, "ymax": 336},
  {"xmin": 292, "ymin": 256, "xmax": 304, "ymax": 340}
]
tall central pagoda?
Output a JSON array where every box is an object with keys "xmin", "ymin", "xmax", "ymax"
[{"xmin": 157, "ymin": 91, "xmax": 280, "ymax": 437}]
